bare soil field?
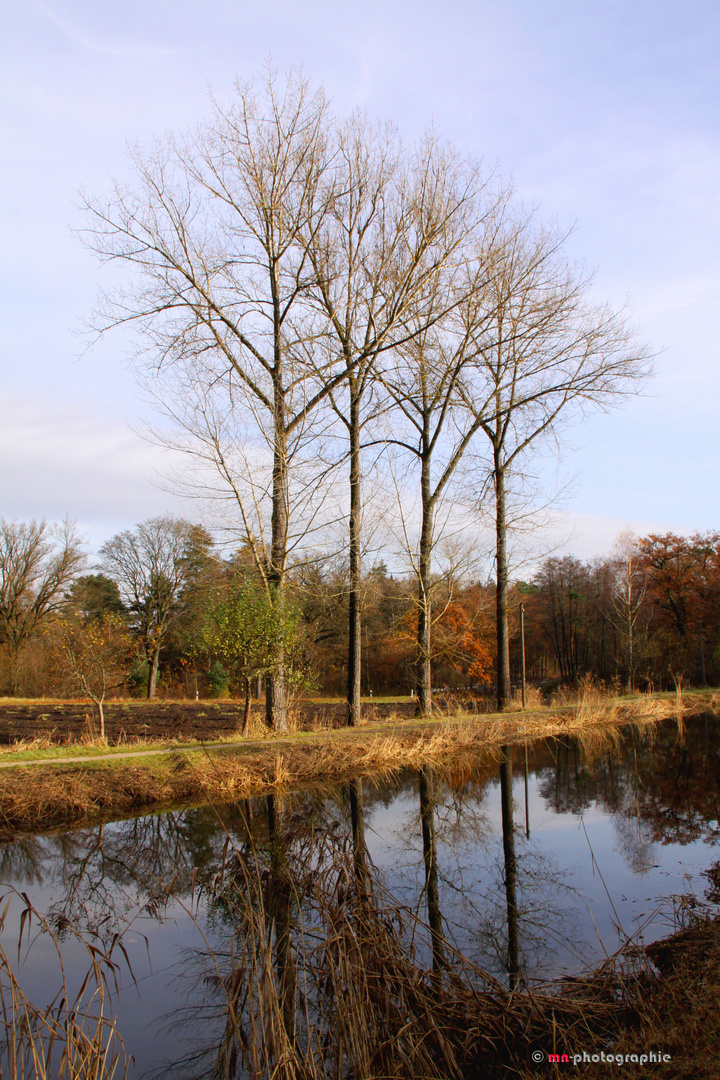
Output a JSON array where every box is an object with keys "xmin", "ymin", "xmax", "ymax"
[{"xmin": 0, "ymin": 699, "xmax": 418, "ymax": 745}]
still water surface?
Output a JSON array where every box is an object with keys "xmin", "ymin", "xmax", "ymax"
[{"xmin": 1, "ymin": 716, "xmax": 718, "ymax": 1075}]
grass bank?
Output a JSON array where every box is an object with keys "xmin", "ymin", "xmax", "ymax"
[{"xmin": 0, "ymin": 690, "xmax": 714, "ymax": 836}]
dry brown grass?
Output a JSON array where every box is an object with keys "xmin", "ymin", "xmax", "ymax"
[
  {"xmin": 0, "ymin": 892, "xmax": 129, "ymax": 1078},
  {"xmin": 509, "ymin": 914, "xmax": 720, "ymax": 1079},
  {"xmin": 0, "ymin": 693, "xmax": 713, "ymax": 835},
  {"xmin": 170, "ymin": 832, "xmax": 717, "ymax": 1079},
  {"xmin": 0, "ymin": 734, "xmax": 59, "ymax": 755}
]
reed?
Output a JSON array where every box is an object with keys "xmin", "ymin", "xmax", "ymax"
[
  {"xmin": 173, "ymin": 828, "xmax": 700, "ymax": 1079},
  {"xmin": 0, "ymin": 892, "xmax": 129, "ymax": 1079},
  {"xmin": 0, "ymin": 694, "xmax": 713, "ymax": 835}
]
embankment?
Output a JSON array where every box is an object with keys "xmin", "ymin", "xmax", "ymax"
[{"xmin": 0, "ymin": 693, "xmax": 713, "ymax": 835}]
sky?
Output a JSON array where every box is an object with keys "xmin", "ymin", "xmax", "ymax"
[{"xmin": 2, "ymin": 0, "xmax": 719, "ymax": 561}]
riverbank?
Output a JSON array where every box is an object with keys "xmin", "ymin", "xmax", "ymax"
[{"xmin": 0, "ymin": 691, "xmax": 714, "ymax": 834}]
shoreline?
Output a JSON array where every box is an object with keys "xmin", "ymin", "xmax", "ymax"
[{"xmin": 0, "ymin": 692, "xmax": 714, "ymax": 836}]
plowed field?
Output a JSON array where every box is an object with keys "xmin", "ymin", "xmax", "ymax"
[{"xmin": 0, "ymin": 700, "xmax": 418, "ymax": 745}]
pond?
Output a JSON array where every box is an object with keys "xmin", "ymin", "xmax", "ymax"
[{"xmin": 1, "ymin": 714, "xmax": 718, "ymax": 1076}]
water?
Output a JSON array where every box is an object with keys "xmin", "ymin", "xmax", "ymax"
[{"xmin": 1, "ymin": 715, "xmax": 718, "ymax": 1075}]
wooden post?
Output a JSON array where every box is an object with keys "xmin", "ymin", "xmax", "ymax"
[{"xmin": 520, "ymin": 603, "xmax": 526, "ymax": 709}]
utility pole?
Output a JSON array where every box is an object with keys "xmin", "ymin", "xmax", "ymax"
[
  {"xmin": 699, "ymin": 619, "xmax": 707, "ymax": 686},
  {"xmin": 520, "ymin": 603, "xmax": 526, "ymax": 709}
]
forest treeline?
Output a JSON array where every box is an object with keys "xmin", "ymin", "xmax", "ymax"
[{"xmin": 1, "ymin": 516, "xmax": 717, "ymax": 711}]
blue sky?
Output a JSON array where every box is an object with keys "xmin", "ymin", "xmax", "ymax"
[{"xmin": 2, "ymin": 0, "xmax": 718, "ymax": 557}]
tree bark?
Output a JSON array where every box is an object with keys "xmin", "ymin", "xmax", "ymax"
[
  {"xmin": 147, "ymin": 645, "xmax": 160, "ymax": 701},
  {"xmin": 494, "ymin": 453, "xmax": 511, "ymax": 710},
  {"xmin": 347, "ymin": 385, "xmax": 363, "ymax": 726},
  {"xmin": 417, "ymin": 448, "xmax": 434, "ymax": 716},
  {"xmin": 242, "ymin": 675, "xmax": 251, "ymax": 735}
]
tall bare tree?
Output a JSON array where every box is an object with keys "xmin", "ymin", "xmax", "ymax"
[
  {"xmin": 307, "ymin": 117, "xmax": 487, "ymax": 723},
  {"xmin": 81, "ymin": 70, "xmax": 344, "ymax": 731},
  {"xmin": 462, "ymin": 214, "xmax": 652, "ymax": 708},
  {"xmin": 0, "ymin": 519, "xmax": 85, "ymax": 695},
  {"xmin": 376, "ymin": 231, "xmax": 509, "ymax": 714},
  {"xmin": 608, "ymin": 529, "xmax": 648, "ymax": 690}
]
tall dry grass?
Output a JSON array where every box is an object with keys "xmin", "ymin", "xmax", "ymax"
[
  {"xmin": 0, "ymin": 691, "xmax": 713, "ymax": 835},
  {"xmin": 170, "ymin": 826, "xmax": 696, "ymax": 1079},
  {"xmin": 0, "ymin": 892, "xmax": 129, "ymax": 1078}
]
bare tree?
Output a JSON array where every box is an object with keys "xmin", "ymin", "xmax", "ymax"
[
  {"xmin": 0, "ymin": 519, "xmax": 85, "ymax": 695},
  {"xmin": 45, "ymin": 614, "xmax": 134, "ymax": 739},
  {"xmin": 99, "ymin": 516, "xmax": 202, "ymax": 699},
  {"xmin": 608, "ymin": 529, "xmax": 647, "ymax": 691},
  {"xmin": 81, "ymin": 69, "xmax": 344, "ymax": 731},
  {"xmin": 462, "ymin": 214, "xmax": 652, "ymax": 708},
  {"xmin": 307, "ymin": 117, "xmax": 487, "ymax": 723},
  {"xmin": 375, "ymin": 231, "xmax": 509, "ymax": 714}
]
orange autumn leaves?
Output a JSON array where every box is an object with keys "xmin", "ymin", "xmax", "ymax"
[{"xmin": 398, "ymin": 596, "xmax": 494, "ymax": 687}]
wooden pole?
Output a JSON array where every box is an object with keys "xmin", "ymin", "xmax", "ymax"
[{"xmin": 520, "ymin": 603, "xmax": 526, "ymax": 709}]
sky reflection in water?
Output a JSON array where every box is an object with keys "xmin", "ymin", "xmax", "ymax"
[{"xmin": 1, "ymin": 715, "xmax": 718, "ymax": 1075}]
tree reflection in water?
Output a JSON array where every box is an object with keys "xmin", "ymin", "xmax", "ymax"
[{"xmin": 0, "ymin": 715, "xmax": 719, "ymax": 1075}]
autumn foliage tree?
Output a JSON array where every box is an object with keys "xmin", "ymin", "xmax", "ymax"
[
  {"xmin": 639, "ymin": 532, "xmax": 720, "ymax": 684},
  {"xmin": 45, "ymin": 614, "xmax": 134, "ymax": 740},
  {"xmin": 432, "ymin": 600, "xmax": 493, "ymax": 688},
  {"xmin": 0, "ymin": 519, "xmax": 85, "ymax": 695}
]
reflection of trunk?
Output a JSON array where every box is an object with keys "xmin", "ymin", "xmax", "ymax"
[
  {"xmin": 266, "ymin": 794, "xmax": 294, "ymax": 1033},
  {"xmin": 348, "ymin": 777, "xmax": 367, "ymax": 894},
  {"xmin": 494, "ymin": 456, "xmax": 511, "ymax": 710},
  {"xmin": 419, "ymin": 766, "xmax": 444, "ymax": 972},
  {"xmin": 347, "ymin": 386, "xmax": 362, "ymax": 726},
  {"xmin": 523, "ymin": 742, "xmax": 530, "ymax": 840},
  {"xmin": 499, "ymin": 748, "xmax": 520, "ymax": 989}
]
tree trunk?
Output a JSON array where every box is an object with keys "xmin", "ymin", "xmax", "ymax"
[
  {"xmin": 347, "ymin": 386, "xmax": 363, "ymax": 726},
  {"xmin": 266, "ymin": 663, "xmax": 287, "ymax": 733},
  {"xmin": 494, "ymin": 455, "xmax": 511, "ymax": 710},
  {"xmin": 97, "ymin": 699, "xmax": 106, "ymax": 742},
  {"xmin": 147, "ymin": 645, "xmax": 160, "ymax": 700},
  {"xmin": 419, "ymin": 766, "xmax": 444, "ymax": 972},
  {"xmin": 416, "ymin": 451, "xmax": 434, "ymax": 716},
  {"xmin": 267, "ymin": 367, "xmax": 289, "ymax": 733},
  {"xmin": 242, "ymin": 675, "xmax": 251, "ymax": 735},
  {"xmin": 8, "ymin": 641, "xmax": 21, "ymax": 697},
  {"xmin": 499, "ymin": 748, "xmax": 520, "ymax": 989}
]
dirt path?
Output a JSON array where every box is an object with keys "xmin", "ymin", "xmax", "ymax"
[
  {"xmin": 0, "ymin": 742, "xmax": 246, "ymax": 768},
  {"xmin": 0, "ymin": 718, "xmax": 446, "ymax": 769}
]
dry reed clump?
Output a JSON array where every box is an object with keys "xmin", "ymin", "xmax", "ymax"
[
  {"xmin": 0, "ymin": 734, "xmax": 58, "ymax": 755},
  {"xmin": 181, "ymin": 837, "xmax": 690, "ymax": 1080},
  {"xmin": 0, "ymin": 891, "xmax": 129, "ymax": 1079},
  {"xmin": 504, "ymin": 685, "xmax": 545, "ymax": 712}
]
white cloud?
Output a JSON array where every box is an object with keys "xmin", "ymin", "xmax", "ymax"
[
  {"xmin": 0, "ymin": 394, "xmax": 184, "ymax": 532},
  {"xmin": 34, "ymin": 1, "xmax": 190, "ymax": 59}
]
